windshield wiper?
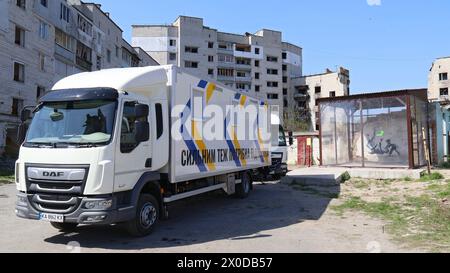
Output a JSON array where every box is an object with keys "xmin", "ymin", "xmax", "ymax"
[
  {"xmin": 25, "ymin": 142, "xmax": 77, "ymax": 148},
  {"xmin": 25, "ymin": 142, "xmax": 55, "ymax": 148},
  {"xmin": 75, "ymin": 143, "xmax": 101, "ymax": 148},
  {"xmin": 25, "ymin": 142, "xmax": 105, "ymax": 148}
]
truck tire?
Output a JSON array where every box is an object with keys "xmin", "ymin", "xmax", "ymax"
[
  {"xmin": 50, "ymin": 222, "xmax": 79, "ymax": 232},
  {"xmin": 236, "ymin": 172, "xmax": 251, "ymax": 199},
  {"xmin": 126, "ymin": 194, "xmax": 159, "ymax": 237}
]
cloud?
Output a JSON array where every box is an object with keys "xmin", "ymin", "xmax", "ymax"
[{"xmin": 367, "ymin": 0, "xmax": 381, "ymax": 6}]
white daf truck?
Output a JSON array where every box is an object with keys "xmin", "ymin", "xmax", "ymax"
[{"xmin": 15, "ymin": 65, "xmax": 282, "ymax": 236}]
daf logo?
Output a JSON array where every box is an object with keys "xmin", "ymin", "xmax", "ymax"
[
  {"xmin": 28, "ymin": 167, "xmax": 86, "ymax": 181},
  {"xmin": 43, "ymin": 171, "xmax": 65, "ymax": 178}
]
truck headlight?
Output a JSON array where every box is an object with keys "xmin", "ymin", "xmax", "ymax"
[
  {"xmin": 84, "ymin": 200, "xmax": 113, "ymax": 210},
  {"xmin": 272, "ymin": 153, "xmax": 283, "ymax": 159},
  {"xmin": 17, "ymin": 195, "xmax": 28, "ymax": 204}
]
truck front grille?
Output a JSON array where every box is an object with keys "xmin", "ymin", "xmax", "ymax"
[
  {"xmin": 272, "ymin": 157, "xmax": 282, "ymax": 166},
  {"xmin": 25, "ymin": 164, "xmax": 89, "ymax": 214}
]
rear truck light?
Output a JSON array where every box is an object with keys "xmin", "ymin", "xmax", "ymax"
[{"xmin": 84, "ymin": 200, "xmax": 113, "ymax": 210}]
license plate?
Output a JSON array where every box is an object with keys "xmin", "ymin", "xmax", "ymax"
[{"xmin": 39, "ymin": 213, "xmax": 64, "ymax": 223}]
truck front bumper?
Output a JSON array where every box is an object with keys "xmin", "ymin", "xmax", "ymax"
[
  {"xmin": 15, "ymin": 192, "xmax": 134, "ymax": 225},
  {"xmin": 269, "ymin": 163, "xmax": 288, "ymax": 176}
]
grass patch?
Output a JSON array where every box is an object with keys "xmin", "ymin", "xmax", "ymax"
[
  {"xmin": 439, "ymin": 162, "xmax": 450, "ymax": 169},
  {"xmin": 403, "ymin": 177, "xmax": 413, "ymax": 182},
  {"xmin": 333, "ymin": 193, "xmax": 450, "ymax": 251},
  {"xmin": 332, "ymin": 197, "xmax": 408, "ymax": 232},
  {"xmin": 352, "ymin": 180, "xmax": 370, "ymax": 189},
  {"xmin": 404, "ymin": 195, "xmax": 450, "ymax": 248},
  {"xmin": 341, "ymin": 172, "xmax": 351, "ymax": 183},
  {"xmin": 419, "ymin": 172, "xmax": 444, "ymax": 182},
  {"xmin": 426, "ymin": 182, "xmax": 450, "ymax": 199},
  {"xmin": 0, "ymin": 169, "xmax": 14, "ymax": 185}
]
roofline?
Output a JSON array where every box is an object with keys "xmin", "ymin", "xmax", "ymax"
[
  {"xmin": 131, "ymin": 15, "xmax": 302, "ymax": 50},
  {"xmin": 174, "ymin": 15, "xmax": 204, "ymax": 22},
  {"xmin": 292, "ymin": 71, "xmax": 338, "ymax": 79},
  {"xmin": 282, "ymin": 41, "xmax": 303, "ymax": 50},
  {"xmin": 217, "ymin": 31, "xmax": 247, "ymax": 38},
  {"xmin": 121, "ymin": 38, "xmax": 140, "ymax": 59},
  {"xmin": 132, "ymin": 46, "xmax": 159, "ymax": 65},
  {"xmin": 132, "ymin": 24, "xmax": 177, "ymax": 28},
  {"xmin": 256, "ymin": 28, "xmax": 282, "ymax": 34},
  {"xmin": 317, "ymin": 88, "xmax": 428, "ymax": 103},
  {"xmin": 82, "ymin": 2, "xmax": 123, "ymax": 32}
]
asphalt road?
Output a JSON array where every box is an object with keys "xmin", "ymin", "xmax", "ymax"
[{"xmin": 0, "ymin": 181, "xmax": 408, "ymax": 253}]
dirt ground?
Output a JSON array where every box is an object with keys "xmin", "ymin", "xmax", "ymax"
[
  {"xmin": 0, "ymin": 177, "xmax": 421, "ymax": 253},
  {"xmin": 332, "ymin": 171, "xmax": 450, "ymax": 252}
]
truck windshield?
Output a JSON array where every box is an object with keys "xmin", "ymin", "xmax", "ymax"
[
  {"xmin": 278, "ymin": 125, "xmax": 287, "ymax": 147},
  {"xmin": 25, "ymin": 100, "xmax": 117, "ymax": 147}
]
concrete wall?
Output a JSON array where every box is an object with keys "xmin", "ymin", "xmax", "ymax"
[{"xmin": 0, "ymin": 0, "xmax": 56, "ymax": 154}]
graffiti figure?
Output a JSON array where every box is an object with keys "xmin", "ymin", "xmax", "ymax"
[
  {"xmin": 366, "ymin": 131, "xmax": 377, "ymax": 153},
  {"xmin": 384, "ymin": 139, "xmax": 400, "ymax": 157},
  {"xmin": 366, "ymin": 134, "xmax": 401, "ymax": 157}
]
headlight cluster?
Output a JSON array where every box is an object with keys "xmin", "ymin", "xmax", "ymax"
[
  {"xmin": 17, "ymin": 195, "xmax": 28, "ymax": 204},
  {"xmin": 84, "ymin": 200, "xmax": 113, "ymax": 210}
]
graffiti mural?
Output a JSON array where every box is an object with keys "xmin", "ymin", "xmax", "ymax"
[{"xmin": 366, "ymin": 130, "xmax": 401, "ymax": 157}]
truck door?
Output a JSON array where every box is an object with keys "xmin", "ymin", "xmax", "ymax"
[{"xmin": 114, "ymin": 100, "xmax": 152, "ymax": 192}]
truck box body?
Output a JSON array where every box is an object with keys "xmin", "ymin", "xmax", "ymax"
[
  {"xmin": 169, "ymin": 68, "xmax": 271, "ymax": 183},
  {"xmin": 17, "ymin": 65, "xmax": 271, "ymax": 192}
]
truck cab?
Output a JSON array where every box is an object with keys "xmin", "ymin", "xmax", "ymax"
[{"xmin": 269, "ymin": 114, "xmax": 288, "ymax": 179}]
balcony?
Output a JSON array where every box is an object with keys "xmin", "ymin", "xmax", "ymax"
[
  {"xmin": 235, "ymin": 63, "xmax": 252, "ymax": 70},
  {"xmin": 76, "ymin": 56, "xmax": 92, "ymax": 71},
  {"xmin": 217, "ymin": 75, "xmax": 235, "ymax": 82},
  {"xmin": 55, "ymin": 44, "xmax": 75, "ymax": 63},
  {"xmin": 218, "ymin": 47, "xmax": 233, "ymax": 54},
  {"xmin": 217, "ymin": 61, "xmax": 235, "ymax": 69},
  {"xmin": 235, "ymin": 76, "xmax": 252, "ymax": 83},
  {"xmin": 294, "ymin": 93, "xmax": 310, "ymax": 101}
]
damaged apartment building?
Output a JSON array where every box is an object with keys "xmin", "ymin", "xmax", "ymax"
[
  {"xmin": 132, "ymin": 16, "xmax": 350, "ymax": 124},
  {"xmin": 0, "ymin": 0, "xmax": 158, "ymax": 156}
]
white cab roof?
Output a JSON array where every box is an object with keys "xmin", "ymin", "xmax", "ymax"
[{"xmin": 52, "ymin": 65, "xmax": 170, "ymax": 91}]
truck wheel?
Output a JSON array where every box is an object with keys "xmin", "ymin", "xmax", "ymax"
[
  {"xmin": 126, "ymin": 194, "xmax": 159, "ymax": 237},
  {"xmin": 50, "ymin": 222, "xmax": 79, "ymax": 232},
  {"xmin": 236, "ymin": 172, "xmax": 251, "ymax": 199}
]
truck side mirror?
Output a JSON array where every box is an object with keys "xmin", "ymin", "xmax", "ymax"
[
  {"xmin": 135, "ymin": 104, "xmax": 149, "ymax": 118},
  {"xmin": 20, "ymin": 108, "xmax": 32, "ymax": 122},
  {"xmin": 17, "ymin": 123, "xmax": 28, "ymax": 144},
  {"xmin": 289, "ymin": 132, "xmax": 294, "ymax": 146},
  {"xmin": 135, "ymin": 121, "xmax": 150, "ymax": 143},
  {"xmin": 17, "ymin": 107, "xmax": 35, "ymax": 144}
]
